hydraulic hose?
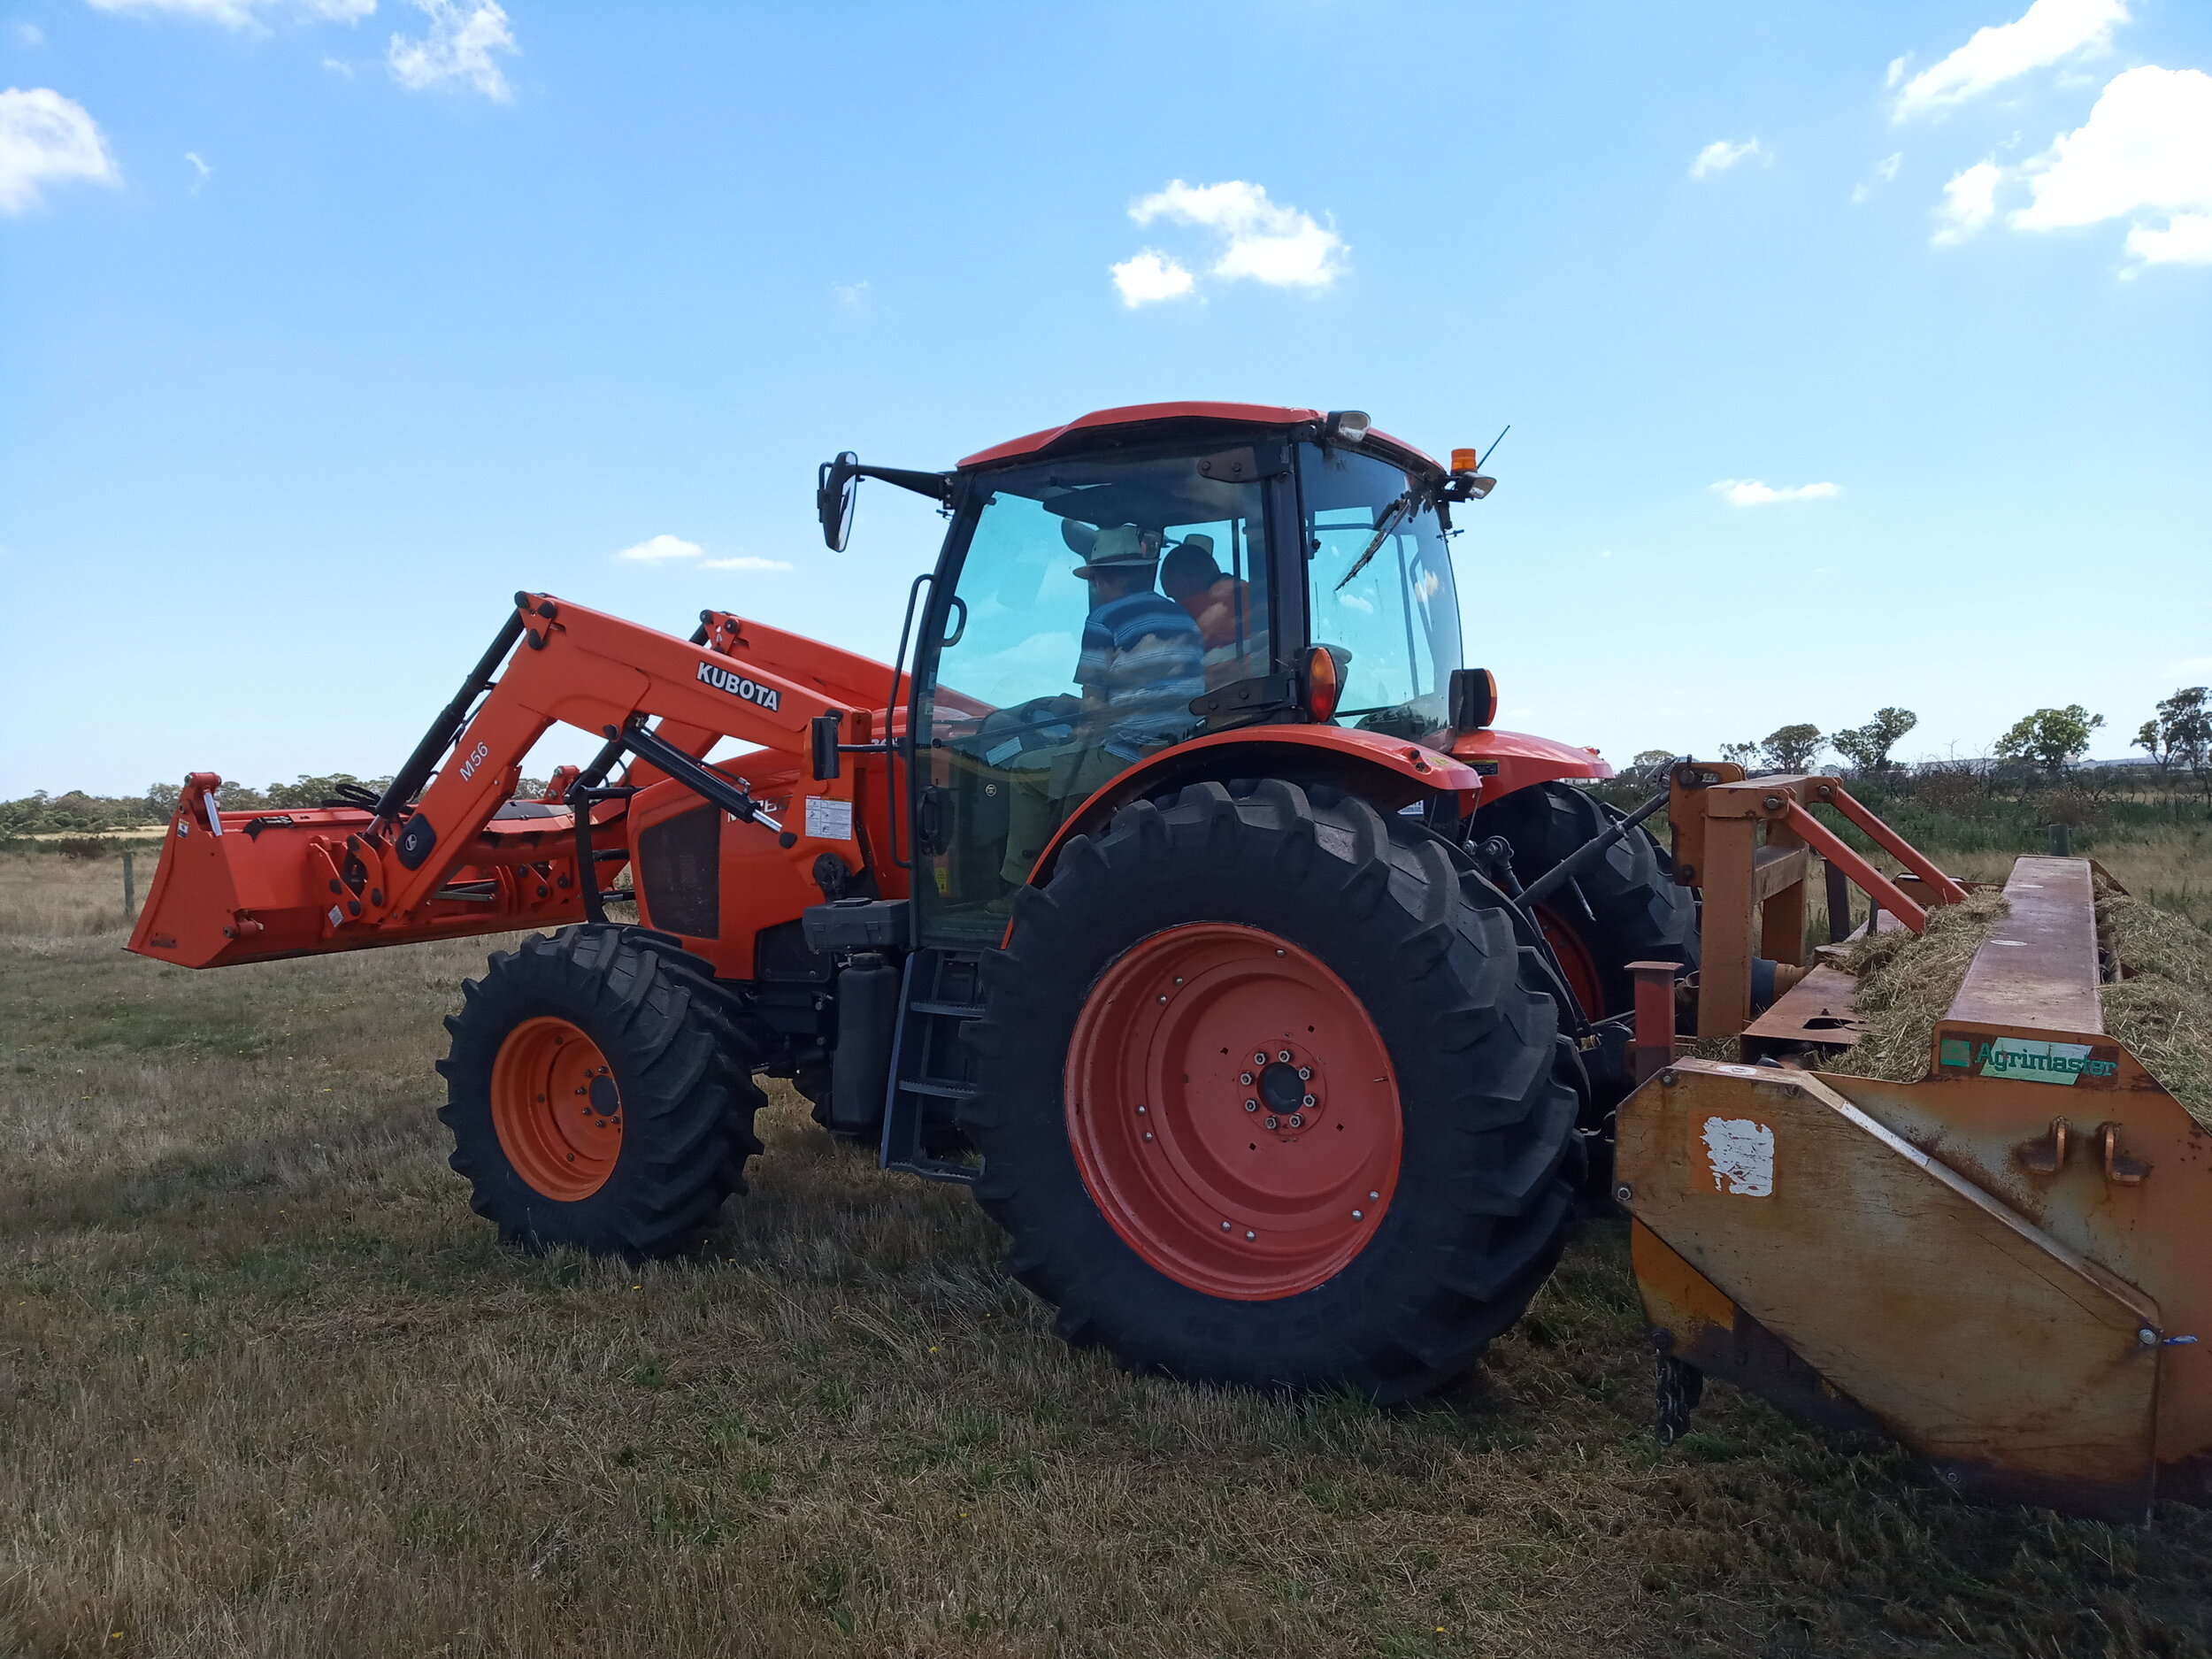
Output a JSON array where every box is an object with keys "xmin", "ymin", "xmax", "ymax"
[{"xmin": 373, "ymin": 611, "xmax": 528, "ymax": 824}]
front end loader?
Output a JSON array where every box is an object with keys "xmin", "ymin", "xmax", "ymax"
[{"xmin": 126, "ymin": 402, "xmax": 2209, "ymax": 1521}]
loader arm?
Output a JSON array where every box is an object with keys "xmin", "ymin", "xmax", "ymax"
[{"xmin": 129, "ymin": 592, "xmax": 897, "ymax": 969}]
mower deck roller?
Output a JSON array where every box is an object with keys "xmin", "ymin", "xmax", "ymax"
[
  {"xmin": 1618, "ymin": 770, "xmax": 2210, "ymax": 1522},
  {"xmin": 123, "ymin": 402, "xmax": 2206, "ymax": 1521}
]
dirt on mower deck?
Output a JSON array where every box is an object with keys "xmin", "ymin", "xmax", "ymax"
[{"xmin": 1827, "ymin": 880, "xmax": 2212, "ymax": 1128}]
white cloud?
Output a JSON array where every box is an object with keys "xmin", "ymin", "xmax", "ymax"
[
  {"xmin": 1120, "ymin": 179, "xmax": 1346, "ymax": 299},
  {"xmin": 832, "ymin": 280, "xmax": 871, "ymax": 309},
  {"xmin": 616, "ymin": 534, "xmax": 703, "ymax": 565},
  {"xmin": 1690, "ymin": 138, "xmax": 1763, "ymax": 179},
  {"xmin": 2010, "ymin": 65, "xmax": 2212, "ymax": 265},
  {"xmin": 1711, "ymin": 479, "xmax": 1842, "ymax": 507},
  {"xmin": 702, "ymin": 556, "xmax": 794, "ymax": 572},
  {"xmin": 615, "ymin": 536, "xmax": 790, "ymax": 572},
  {"xmin": 1854, "ymin": 152, "xmax": 1905, "ymax": 203},
  {"xmin": 0, "ymin": 87, "xmax": 118, "ymax": 214},
  {"xmin": 388, "ymin": 0, "xmax": 513, "ymax": 100},
  {"xmin": 1886, "ymin": 56, "xmax": 1908, "ymax": 90},
  {"xmin": 1110, "ymin": 250, "xmax": 1194, "ymax": 307},
  {"xmin": 87, "ymin": 0, "xmax": 373, "ymax": 27},
  {"xmin": 322, "ymin": 55, "xmax": 354, "ymax": 75},
  {"xmin": 11, "ymin": 21, "xmax": 46, "ymax": 46},
  {"xmin": 1933, "ymin": 159, "xmax": 2003, "ymax": 242},
  {"xmin": 1894, "ymin": 0, "xmax": 2127, "ymax": 120},
  {"xmin": 2129, "ymin": 213, "xmax": 2212, "ymax": 265},
  {"xmin": 185, "ymin": 150, "xmax": 210, "ymax": 190}
]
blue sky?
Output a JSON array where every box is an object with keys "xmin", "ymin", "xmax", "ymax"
[{"xmin": 3, "ymin": 0, "xmax": 2208, "ymax": 797}]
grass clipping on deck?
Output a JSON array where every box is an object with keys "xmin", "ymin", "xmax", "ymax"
[
  {"xmin": 1829, "ymin": 887, "xmax": 2008, "ymax": 1086},
  {"xmin": 2100, "ymin": 882, "xmax": 2212, "ymax": 1125},
  {"xmin": 1826, "ymin": 878, "xmax": 2212, "ymax": 1127}
]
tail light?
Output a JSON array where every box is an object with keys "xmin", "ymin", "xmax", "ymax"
[
  {"xmin": 1304, "ymin": 645, "xmax": 1341, "ymax": 721},
  {"xmin": 1449, "ymin": 667, "xmax": 1497, "ymax": 732}
]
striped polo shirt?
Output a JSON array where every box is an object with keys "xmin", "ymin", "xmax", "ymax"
[{"xmin": 1076, "ymin": 591, "xmax": 1205, "ymax": 759}]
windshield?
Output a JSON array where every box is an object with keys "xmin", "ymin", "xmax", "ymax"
[{"xmin": 1300, "ymin": 443, "xmax": 1462, "ymax": 740}]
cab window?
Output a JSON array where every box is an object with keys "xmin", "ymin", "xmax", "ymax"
[{"xmin": 914, "ymin": 450, "xmax": 1275, "ymax": 936}]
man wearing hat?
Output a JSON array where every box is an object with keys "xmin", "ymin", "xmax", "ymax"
[{"xmin": 998, "ymin": 524, "xmax": 1205, "ymax": 889}]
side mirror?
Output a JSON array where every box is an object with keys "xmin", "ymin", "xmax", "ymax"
[{"xmin": 817, "ymin": 451, "xmax": 861, "ymax": 551}]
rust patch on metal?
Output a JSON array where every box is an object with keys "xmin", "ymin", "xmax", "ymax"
[{"xmin": 1619, "ymin": 1059, "xmax": 2165, "ymax": 1522}]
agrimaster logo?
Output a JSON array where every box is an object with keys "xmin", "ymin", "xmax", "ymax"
[
  {"xmin": 697, "ymin": 660, "xmax": 780, "ymax": 712},
  {"xmin": 1939, "ymin": 1033, "xmax": 2117, "ymax": 1086}
]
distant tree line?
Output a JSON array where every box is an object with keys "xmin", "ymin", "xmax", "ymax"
[
  {"xmin": 1, "ymin": 773, "xmax": 555, "ymax": 838},
  {"xmin": 1698, "ymin": 685, "xmax": 2209, "ymax": 795}
]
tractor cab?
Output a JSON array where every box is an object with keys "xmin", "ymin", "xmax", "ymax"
[{"xmin": 822, "ymin": 403, "xmax": 1485, "ymax": 945}]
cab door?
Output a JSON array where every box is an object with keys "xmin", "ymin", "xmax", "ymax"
[{"xmin": 906, "ymin": 442, "xmax": 1287, "ymax": 945}]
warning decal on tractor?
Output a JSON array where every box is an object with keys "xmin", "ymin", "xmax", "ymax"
[{"xmin": 804, "ymin": 796, "xmax": 853, "ymax": 841}]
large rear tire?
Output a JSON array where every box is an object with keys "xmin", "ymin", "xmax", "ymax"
[
  {"xmin": 436, "ymin": 925, "xmax": 765, "ymax": 1261},
  {"xmin": 960, "ymin": 780, "xmax": 1581, "ymax": 1402},
  {"xmin": 1472, "ymin": 780, "xmax": 1699, "ymax": 1018}
]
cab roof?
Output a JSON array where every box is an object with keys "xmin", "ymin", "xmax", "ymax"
[{"xmin": 956, "ymin": 401, "xmax": 1442, "ymax": 476}]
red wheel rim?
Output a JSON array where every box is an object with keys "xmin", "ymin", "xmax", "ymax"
[
  {"xmin": 490, "ymin": 1017, "xmax": 623, "ymax": 1200},
  {"xmin": 1064, "ymin": 923, "xmax": 1401, "ymax": 1301},
  {"xmin": 1534, "ymin": 904, "xmax": 1604, "ymax": 1018}
]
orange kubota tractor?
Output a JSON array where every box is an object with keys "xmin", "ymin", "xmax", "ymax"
[
  {"xmin": 127, "ymin": 401, "xmax": 2212, "ymax": 1520},
  {"xmin": 133, "ymin": 402, "xmax": 1694, "ymax": 1401}
]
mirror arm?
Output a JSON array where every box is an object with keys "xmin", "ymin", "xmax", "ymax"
[{"xmin": 850, "ymin": 465, "xmax": 955, "ymax": 506}]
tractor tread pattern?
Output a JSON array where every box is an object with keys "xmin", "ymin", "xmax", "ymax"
[
  {"xmin": 958, "ymin": 779, "xmax": 1582, "ymax": 1403},
  {"xmin": 435, "ymin": 923, "xmax": 765, "ymax": 1262}
]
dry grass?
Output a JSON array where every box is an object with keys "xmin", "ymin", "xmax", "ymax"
[
  {"xmin": 1939, "ymin": 826, "xmax": 2212, "ymax": 930},
  {"xmin": 6, "ymin": 851, "xmax": 2212, "ymax": 1657},
  {"xmin": 2100, "ymin": 888, "xmax": 2212, "ymax": 1125},
  {"xmin": 1828, "ymin": 890, "xmax": 2012, "ymax": 1086},
  {"xmin": 0, "ymin": 849, "xmax": 142, "ymax": 939}
]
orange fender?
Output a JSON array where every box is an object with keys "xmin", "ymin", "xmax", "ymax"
[{"xmin": 1025, "ymin": 725, "xmax": 1479, "ymax": 888}]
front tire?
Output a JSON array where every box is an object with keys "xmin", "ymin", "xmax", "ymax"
[
  {"xmin": 436, "ymin": 925, "xmax": 765, "ymax": 1260},
  {"xmin": 961, "ymin": 780, "xmax": 1581, "ymax": 1402}
]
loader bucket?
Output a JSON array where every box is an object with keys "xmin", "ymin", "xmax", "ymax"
[
  {"xmin": 1617, "ymin": 854, "xmax": 2211, "ymax": 1522},
  {"xmin": 129, "ymin": 772, "xmax": 592, "ymax": 969}
]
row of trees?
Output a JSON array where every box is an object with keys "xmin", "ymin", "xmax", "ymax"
[
  {"xmin": 1697, "ymin": 687, "xmax": 2210, "ymax": 783},
  {"xmin": 2, "ymin": 772, "xmax": 567, "ymax": 839},
  {"xmin": 0, "ymin": 775, "xmax": 390, "ymax": 837}
]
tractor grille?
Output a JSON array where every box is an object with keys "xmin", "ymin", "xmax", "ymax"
[{"xmin": 636, "ymin": 805, "xmax": 720, "ymax": 938}]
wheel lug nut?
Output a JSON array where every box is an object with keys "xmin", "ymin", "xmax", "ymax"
[
  {"xmin": 1369, "ymin": 1191, "xmax": 1380, "ymax": 1201},
  {"xmin": 1239, "ymin": 1072, "xmax": 1253, "ymax": 1086},
  {"xmin": 1265, "ymin": 1116, "xmax": 1279, "ymax": 1130},
  {"xmin": 1244, "ymin": 1230, "xmax": 1256, "ymax": 1240},
  {"xmin": 1220, "ymin": 1221, "xmax": 1232, "ymax": 1232},
  {"xmin": 1302, "ymin": 1094, "xmax": 1316, "ymax": 1108},
  {"xmin": 1254, "ymin": 1052, "xmax": 1268, "ymax": 1066},
  {"xmin": 1135, "ymin": 1104, "xmax": 1147, "ymax": 1115},
  {"xmin": 1243, "ymin": 1100, "xmax": 1258, "ymax": 1112},
  {"xmin": 1278, "ymin": 1050, "xmax": 1292, "ymax": 1063},
  {"xmin": 1297, "ymin": 1067, "xmax": 1311, "ymax": 1081},
  {"xmin": 1351, "ymin": 1208, "xmax": 1363, "ymax": 1220},
  {"xmin": 1142, "ymin": 1132, "xmax": 1154, "ymax": 1142},
  {"xmin": 1287, "ymin": 1114, "xmax": 1304, "ymax": 1128}
]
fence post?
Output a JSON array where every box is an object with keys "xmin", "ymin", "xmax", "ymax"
[
  {"xmin": 123, "ymin": 849, "xmax": 135, "ymax": 915},
  {"xmin": 2047, "ymin": 822, "xmax": 2072, "ymax": 856}
]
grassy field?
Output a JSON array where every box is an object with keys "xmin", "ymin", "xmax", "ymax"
[{"xmin": 6, "ymin": 848, "xmax": 2212, "ymax": 1658}]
